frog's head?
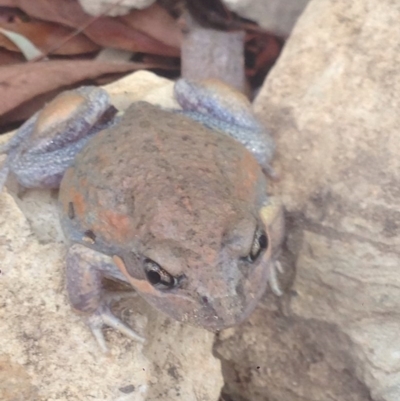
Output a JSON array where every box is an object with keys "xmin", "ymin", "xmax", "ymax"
[{"xmin": 113, "ymin": 199, "xmax": 284, "ymax": 331}]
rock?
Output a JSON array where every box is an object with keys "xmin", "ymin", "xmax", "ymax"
[
  {"xmin": 78, "ymin": 0, "xmax": 155, "ymax": 17},
  {"xmin": 0, "ymin": 71, "xmax": 223, "ymax": 401},
  {"xmin": 103, "ymin": 70, "xmax": 178, "ymax": 111},
  {"xmin": 215, "ymin": 301, "xmax": 372, "ymax": 401},
  {"xmin": 223, "ymin": 0, "xmax": 309, "ymax": 37},
  {"xmin": 181, "ymin": 13, "xmax": 246, "ymax": 92},
  {"xmin": 216, "ymin": 0, "xmax": 400, "ymax": 400}
]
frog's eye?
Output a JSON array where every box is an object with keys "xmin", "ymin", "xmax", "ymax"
[
  {"xmin": 144, "ymin": 258, "xmax": 177, "ymax": 289},
  {"xmin": 247, "ymin": 228, "xmax": 269, "ymax": 263}
]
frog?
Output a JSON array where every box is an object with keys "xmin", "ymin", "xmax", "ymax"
[{"xmin": 0, "ymin": 78, "xmax": 284, "ymax": 352}]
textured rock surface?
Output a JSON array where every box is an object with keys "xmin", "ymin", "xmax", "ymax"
[
  {"xmin": 0, "ymin": 71, "xmax": 223, "ymax": 401},
  {"xmin": 215, "ymin": 301, "xmax": 373, "ymax": 401},
  {"xmin": 217, "ymin": 0, "xmax": 400, "ymax": 400},
  {"xmin": 223, "ymin": 0, "xmax": 309, "ymax": 37},
  {"xmin": 181, "ymin": 14, "xmax": 245, "ymax": 92}
]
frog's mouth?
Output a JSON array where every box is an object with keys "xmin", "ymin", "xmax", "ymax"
[{"xmin": 132, "ymin": 289, "xmax": 265, "ymax": 332}]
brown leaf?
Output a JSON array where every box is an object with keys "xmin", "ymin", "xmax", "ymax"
[
  {"xmin": 1, "ymin": 88, "xmax": 62, "ymax": 127},
  {"xmin": 245, "ymin": 32, "xmax": 283, "ymax": 86},
  {"xmin": 0, "ymin": 59, "xmax": 166, "ymax": 116},
  {"xmin": 0, "ymin": 20, "xmax": 99, "ymax": 55},
  {"xmin": 0, "ymin": 5, "xmax": 26, "ymax": 23},
  {"xmin": 0, "ymin": 0, "xmax": 180, "ymax": 56},
  {"xmin": 0, "ymin": 46, "xmax": 23, "ymax": 64},
  {"xmin": 121, "ymin": 3, "xmax": 182, "ymax": 49}
]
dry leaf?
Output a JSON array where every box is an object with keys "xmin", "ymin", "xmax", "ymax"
[
  {"xmin": 1, "ymin": 88, "xmax": 62, "ymax": 127},
  {"xmin": 0, "ymin": 26, "xmax": 43, "ymax": 59},
  {"xmin": 245, "ymin": 31, "xmax": 282, "ymax": 84},
  {"xmin": 0, "ymin": 20, "xmax": 99, "ymax": 55},
  {"xmin": 0, "ymin": 0, "xmax": 180, "ymax": 56},
  {"xmin": 121, "ymin": 3, "xmax": 182, "ymax": 48},
  {"xmin": 0, "ymin": 6, "xmax": 25, "ymax": 23},
  {"xmin": 0, "ymin": 59, "xmax": 166, "ymax": 116},
  {"xmin": 0, "ymin": 47, "xmax": 24, "ymax": 65}
]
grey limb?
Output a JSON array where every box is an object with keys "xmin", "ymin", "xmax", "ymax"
[
  {"xmin": 66, "ymin": 244, "xmax": 145, "ymax": 352},
  {"xmin": 87, "ymin": 305, "xmax": 145, "ymax": 353}
]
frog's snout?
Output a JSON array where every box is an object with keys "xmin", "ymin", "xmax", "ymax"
[{"xmin": 193, "ymin": 293, "xmax": 260, "ymax": 331}]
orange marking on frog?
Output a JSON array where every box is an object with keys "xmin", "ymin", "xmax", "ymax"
[
  {"xmin": 97, "ymin": 210, "xmax": 134, "ymax": 243},
  {"xmin": 33, "ymin": 92, "xmax": 86, "ymax": 140},
  {"xmin": 235, "ymin": 152, "xmax": 259, "ymax": 199},
  {"xmin": 61, "ymin": 169, "xmax": 88, "ymax": 218},
  {"xmin": 71, "ymin": 191, "xmax": 87, "ymax": 218},
  {"xmin": 113, "ymin": 255, "xmax": 161, "ymax": 296}
]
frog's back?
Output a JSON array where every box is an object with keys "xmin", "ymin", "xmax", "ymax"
[{"xmin": 59, "ymin": 102, "xmax": 265, "ymax": 253}]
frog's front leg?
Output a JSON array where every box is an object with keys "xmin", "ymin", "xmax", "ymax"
[
  {"xmin": 66, "ymin": 244, "xmax": 145, "ymax": 352},
  {"xmin": 259, "ymin": 197, "xmax": 286, "ymax": 297}
]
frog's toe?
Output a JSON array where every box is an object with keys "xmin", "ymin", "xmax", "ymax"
[
  {"xmin": 87, "ymin": 305, "xmax": 145, "ymax": 352},
  {"xmin": 268, "ymin": 260, "xmax": 284, "ymax": 297}
]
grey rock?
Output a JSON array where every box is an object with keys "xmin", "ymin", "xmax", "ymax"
[
  {"xmin": 217, "ymin": 0, "xmax": 400, "ymax": 400},
  {"xmin": 223, "ymin": 0, "xmax": 309, "ymax": 36}
]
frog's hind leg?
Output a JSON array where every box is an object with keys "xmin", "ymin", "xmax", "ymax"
[
  {"xmin": 174, "ymin": 78, "xmax": 276, "ymax": 175},
  {"xmin": 0, "ymin": 114, "xmax": 39, "ymax": 191},
  {"xmin": 10, "ymin": 137, "xmax": 93, "ymax": 189},
  {"xmin": 0, "ymin": 86, "xmax": 117, "ymax": 190},
  {"xmin": 66, "ymin": 244, "xmax": 144, "ymax": 352}
]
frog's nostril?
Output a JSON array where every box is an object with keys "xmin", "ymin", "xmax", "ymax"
[{"xmin": 68, "ymin": 202, "xmax": 75, "ymax": 219}]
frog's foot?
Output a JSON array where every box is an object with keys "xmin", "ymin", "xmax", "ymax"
[
  {"xmin": 258, "ymin": 198, "xmax": 286, "ymax": 296},
  {"xmin": 268, "ymin": 260, "xmax": 284, "ymax": 297},
  {"xmin": 174, "ymin": 78, "xmax": 275, "ymax": 173},
  {"xmin": 88, "ymin": 304, "xmax": 145, "ymax": 353},
  {"xmin": 66, "ymin": 244, "xmax": 144, "ymax": 352}
]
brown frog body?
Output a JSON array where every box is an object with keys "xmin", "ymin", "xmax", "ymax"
[{"xmin": 0, "ymin": 79, "xmax": 284, "ymax": 351}]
